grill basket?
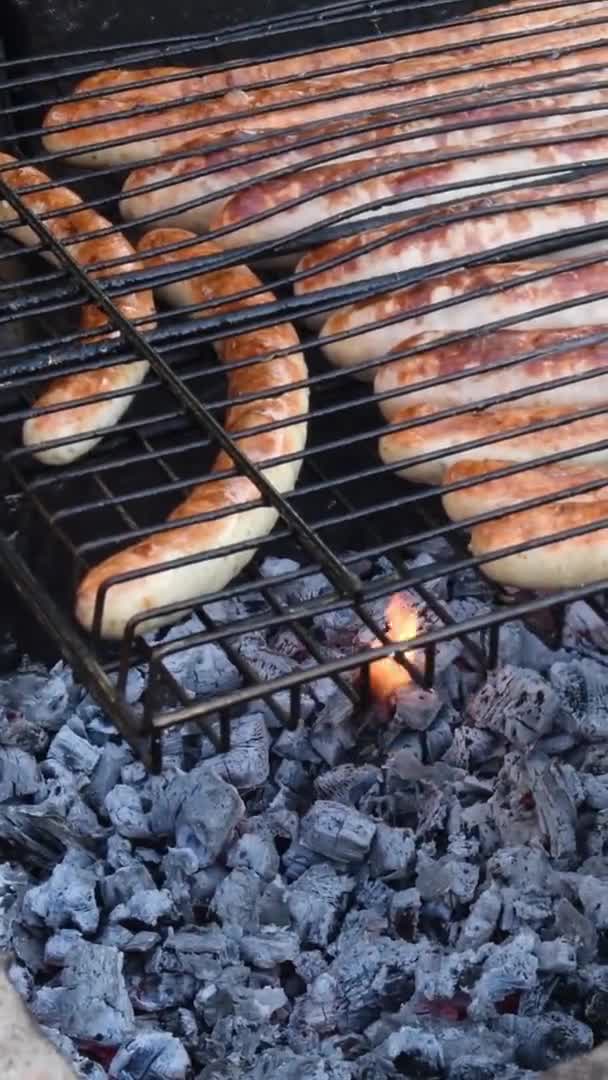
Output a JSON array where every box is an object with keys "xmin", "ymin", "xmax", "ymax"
[{"xmin": 2, "ymin": 0, "xmax": 608, "ymax": 769}]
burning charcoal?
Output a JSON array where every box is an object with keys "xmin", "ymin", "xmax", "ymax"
[
  {"xmin": 0, "ymin": 662, "xmax": 72, "ymax": 733},
  {"xmin": 443, "ymin": 727, "xmax": 502, "ymax": 773},
  {"xmin": 555, "ymin": 898, "xmax": 598, "ymax": 963},
  {"xmin": 495, "ymin": 620, "xmax": 561, "ymax": 673},
  {"xmin": 551, "ymin": 657, "xmax": 608, "ymax": 741},
  {"xmin": 211, "ymin": 866, "xmax": 263, "ymax": 928},
  {"xmin": 237, "ymin": 633, "xmax": 301, "ymax": 685},
  {"xmin": 309, "ymin": 690, "xmax": 357, "ymax": 768},
  {"xmin": 260, "ymin": 556, "xmax": 300, "ymax": 579},
  {"xmin": 98, "ymin": 924, "xmax": 133, "ymax": 949},
  {"xmin": 108, "ymin": 1031, "xmax": 190, "ymax": 1078},
  {"xmin": 578, "ymin": 875, "xmax": 608, "ymax": 930},
  {"xmin": 370, "ymin": 824, "xmax": 415, "ymax": 881},
  {"xmin": 580, "ymin": 773, "xmax": 608, "ymax": 810},
  {"xmin": 563, "ymin": 599, "xmax": 608, "ymax": 653},
  {"xmin": 300, "ymin": 801, "xmax": 376, "ymax": 863},
  {"xmin": 86, "ymin": 743, "xmax": 134, "ymax": 816},
  {"xmin": 287, "ymin": 864, "xmax": 354, "ymax": 948},
  {"xmin": 489, "ymin": 844, "xmax": 557, "ymax": 891},
  {"xmin": 22, "ymin": 849, "xmax": 99, "ymax": 934},
  {"xmin": 501, "ymin": 1011, "xmax": 594, "ymax": 1072},
  {"xmin": 201, "ymin": 712, "xmax": 270, "ymax": 791},
  {"xmin": 393, "ymin": 686, "xmax": 442, "ymax": 732},
  {"xmin": 275, "ymin": 759, "xmax": 311, "ymax": 797},
  {"xmin": 159, "ymin": 632, "xmax": 241, "ymax": 698},
  {"xmin": 105, "ymin": 833, "xmax": 132, "ymax": 870},
  {"xmin": 469, "ymin": 930, "xmax": 539, "ymax": 1019},
  {"xmin": 240, "ymin": 928, "xmax": 299, "ymax": 969},
  {"xmin": 33, "ymin": 942, "xmax": 134, "ymax": 1045},
  {"xmin": 129, "ymin": 970, "xmax": 197, "ymax": 1012},
  {"xmin": 523, "ymin": 756, "xmax": 578, "ymax": 864},
  {"xmin": 383, "ymin": 1025, "xmax": 444, "ymax": 1077},
  {"xmin": 330, "ymin": 934, "xmax": 419, "ymax": 1033},
  {"xmin": 257, "ymin": 877, "xmax": 291, "ymax": 928},
  {"xmin": 192, "ymin": 865, "xmax": 227, "ymax": 908},
  {"xmin": 100, "ymin": 864, "xmax": 155, "ymax": 910},
  {"xmin": 468, "ymin": 666, "xmax": 561, "ymax": 749},
  {"xmin": 425, "ymin": 717, "xmax": 455, "ymax": 763},
  {"xmin": 109, "ymin": 888, "xmax": 176, "ymax": 927},
  {"xmin": 124, "ymin": 931, "xmax": 162, "ymax": 953},
  {"xmin": 459, "ymin": 884, "xmax": 503, "ymax": 950},
  {"xmin": 0, "ymin": 863, "xmax": 30, "ymax": 951},
  {"xmin": 536, "ymin": 732, "xmax": 578, "ymax": 756},
  {"xmin": 274, "ymin": 721, "xmax": 324, "ymax": 765},
  {"xmin": 227, "ymin": 832, "xmax": 280, "ymax": 882},
  {"xmin": 535, "ymin": 939, "xmax": 577, "ymax": 974},
  {"xmin": 164, "ymin": 927, "xmax": 239, "ymax": 982},
  {"xmin": 0, "ymin": 796, "xmax": 90, "ymax": 868},
  {"xmin": 315, "ymin": 764, "xmax": 382, "ymax": 808},
  {"xmin": 105, "ymin": 785, "xmax": 152, "ymax": 840},
  {"xmin": 389, "ymin": 888, "xmax": 421, "ymax": 941},
  {"xmin": 289, "ymin": 974, "xmax": 339, "ymax": 1042},
  {"xmin": 45, "ymin": 929, "xmax": 83, "ymax": 967},
  {"xmin": 0, "ymin": 747, "xmax": 40, "ymax": 801},
  {"xmin": 233, "ymin": 985, "xmax": 289, "ymax": 1023},
  {"xmin": 416, "ymin": 852, "xmax": 479, "ymax": 907},
  {"xmin": 162, "ymin": 845, "xmax": 199, "ymax": 913},
  {"xmin": 163, "ymin": 1006, "xmax": 198, "ymax": 1055},
  {"xmin": 356, "ymin": 877, "xmax": 393, "ymax": 917},
  {"xmin": 47, "ymin": 726, "xmax": 101, "ymax": 776},
  {"xmin": 174, "ymin": 768, "xmax": 244, "ymax": 866}
]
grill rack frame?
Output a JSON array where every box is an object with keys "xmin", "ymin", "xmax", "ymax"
[{"xmin": 2, "ymin": 0, "xmax": 608, "ymax": 769}]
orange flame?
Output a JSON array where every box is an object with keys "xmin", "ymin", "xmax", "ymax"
[{"xmin": 369, "ymin": 594, "xmax": 417, "ymax": 703}]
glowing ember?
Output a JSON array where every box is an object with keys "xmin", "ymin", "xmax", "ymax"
[{"xmin": 369, "ymin": 594, "xmax": 417, "ymax": 702}]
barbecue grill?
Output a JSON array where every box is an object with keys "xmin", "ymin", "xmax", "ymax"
[{"xmin": 2, "ymin": 0, "xmax": 608, "ymax": 777}]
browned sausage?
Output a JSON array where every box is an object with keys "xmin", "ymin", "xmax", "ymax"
[
  {"xmin": 75, "ymin": 228, "xmax": 308, "ymax": 638},
  {"xmin": 0, "ymin": 152, "xmax": 156, "ymax": 465}
]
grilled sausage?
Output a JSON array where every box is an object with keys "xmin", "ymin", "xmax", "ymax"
[
  {"xmin": 118, "ymin": 87, "xmax": 608, "ymax": 234},
  {"xmin": 295, "ymin": 173, "xmax": 608, "ymax": 316},
  {"xmin": 47, "ymin": 0, "xmax": 608, "ymax": 112},
  {"xmin": 75, "ymin": 228, "xmax": 308, "ymax": 638},
  {"xmin": 469, "ymin": 497, "xmax": 608, "ymax": 589},
  {"xmin": 378, "ymin": 403, "xmax": 608, "ymax": 484},
  {"xmin": 444, "ymin": 458, "xmax": 608, "ymax": 589},
  {"xmin": 213, "ymin": 125, "xmax": 608, "ymax": 252},
  {"xmin": 42, "ymin": 36, "xmax": 608, "ymax": 166},
  {"xmin": 0, "ymin": 152, "xmax": 155, "ymax": 466},
  {"xmin": 442, "ymin": 457, "xmax": 608, "ymax": 521},
  {"xmin": 374, "ymin": 328, "xmax": 608, "ymax": 416},
  {"xmin": 320, "ymin": 261, "xmax": 608, "ymax": 370}
]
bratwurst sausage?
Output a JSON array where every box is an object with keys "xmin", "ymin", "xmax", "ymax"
[
  {"xmin": 374, "ymin": 328, "xmax": 608, "ymax": 417},
  {"xmin": 320, "ymin": 260, "xmax": 608, "ymax": 372},
  {"xmin": 118, "ymin": 87, "xmax": 608, "ymax": 234},
  {"xmin": 378, "ymin": 402, "xmax": 608, "ymax": 485},
  {"xmin": 444, "ymin": 458, "xmax": 608, "ymax": 589},
  {"xmin": 42, "ymin": 37, "xmax": 608, "ymax": 165},
  {"xmin": 49, "ymin": 0, "xmax": 608, "ymax": 109},
  {"xmin": 0, "ymin": 152, "xmax": 155, "ymax": 466},
  {"xmin": 75, "ymin": 228, "xmax": 308, "ymax": 638},
  {"xmin": 294, "ymin": 173, "xmax": 608, "ymax": 315},
  {"xmin": 213, "ymin": 124, "xmax": 608, "ymax": 252}
]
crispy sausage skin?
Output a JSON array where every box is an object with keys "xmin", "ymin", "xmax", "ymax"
[
  {"xmin": 75, "ymin": 228, "xmax": 308, "ymax": 638},
  {"xmin": 0, "ymin": 153, "xmax": 155, "ymax": 466}
]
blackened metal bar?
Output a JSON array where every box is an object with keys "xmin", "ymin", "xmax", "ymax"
[{"xmin": 149, "ymin": 573, "xmax": 608, "ymax": 729}]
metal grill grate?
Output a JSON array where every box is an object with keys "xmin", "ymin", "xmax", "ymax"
[{"xmin": 3, "ymin": 0, "xmax": 608, "ymax": 768}]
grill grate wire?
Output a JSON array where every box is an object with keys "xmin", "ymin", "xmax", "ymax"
[{"xmin": 2, "ymin": 0, "xmax": 608, "ymax": 766}]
